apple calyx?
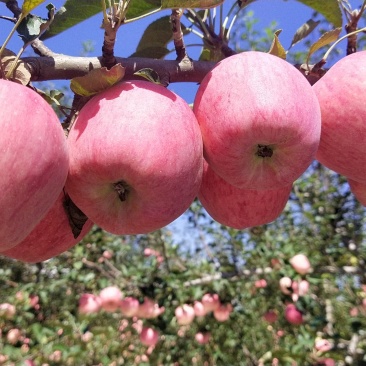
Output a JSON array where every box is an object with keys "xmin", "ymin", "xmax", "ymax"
[
  {"xmin": 256, "ymin": 144, "xmax": 273, "ymax": 158},
  {"xmin": 113, "ymin": 181, "xmax": 130, "ymax": 202}
]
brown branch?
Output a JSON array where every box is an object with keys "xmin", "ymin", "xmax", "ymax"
[
  {"xmin": 171, "ymin": 8, "xmax": 188, "ymax": 62},
  {"xmin": 21, "ymin": 55, "xmax": 216, "ymax": 83}
]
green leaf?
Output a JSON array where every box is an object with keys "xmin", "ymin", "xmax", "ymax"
[
  {"xmin": 130, "ymin": 16, "xmax": 172, "ymax": 58},
  {"xmin": 41, "ymin": 0, "xmax": 102, "ymax": 39},
  {"xmin": 306, "ymin": 27, "xmax": 341, "ymax": 64},
  {"xmin": 268, "ymin": 29, "xmax": 286, "ymax": 59},
  {"xmin": 17, "ymin": 13, "xmax": 53, "ymax": 44},
  {"xmin": 21, "ymin": 0, "xmax": 46, "ymax": 16},
  {"xmin": 289, "ymin": 19, "xmax": 320, "ymax": 50},
  {"xmin": 126, "ymin": 0, "xmax": 161, "ymax": 20},
  {"xmin": 134, "ymin": 68, "xmax": 162, "ymax": 84},
  {"xmin": 70, "ymin": 64, "xmax": 125, "ymax": 97},
  {"xmin": 295, "ymin": 0, "xmax": 342, "ymax": 28}
]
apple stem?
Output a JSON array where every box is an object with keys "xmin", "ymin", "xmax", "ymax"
[
  {"xmin": 256, "ymin": 144, "xmax": 273, "ymax": 158},
  {"xmin": 114, "ymin": 181, "xmax": 129, "ymax": 201}
]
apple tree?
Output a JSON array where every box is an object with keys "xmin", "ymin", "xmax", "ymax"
[{"xmin": 1, "ymin": 0, "xmax": 366, "ymax": 365}]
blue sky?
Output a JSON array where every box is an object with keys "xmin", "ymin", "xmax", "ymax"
[{"xmin": 1, "ymin": 0, "xmax": 355, "ymax": 103}]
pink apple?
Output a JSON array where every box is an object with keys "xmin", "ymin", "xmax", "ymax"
[
  {"xmin": 193, "ymin": 51, "xmax": 321, "ymax": 189},
  {"xmin": 255, "ymin": 279, "xmax": 267, "ymax": 288},
  {"xmin": 263, "ymin": 310, "xmax": 278, "ymax": 323},
  {"xmin": 315, "ymin": 338, "xmax": 332, "ymax": 352},
  {"xmin": 290, "ymin": 254, "xmax": 311, "ymax": 275},
  {"xmin": 348, "ymin": 178, "xmax": 366, "ymax": 206},
  {"xmin": 285, "ymin": 303, "xmax": 303, "ymax": 325},
  {"xmin": 0, "ymin": 303, "xmax": 16, "ymax": 319},
  {"xmin": 137, "ymin": 298, "xmax": 165, "ymax": 319},
  {"xmin": 199, "ymin": 162, "xmax": 292, "ymax": 229},
  {"xmin": 99, "ymin": 286, "xmax": 123, "ymax": 312},
  {"xmin": 78, "ymin": 293, "xmax": 101, "ymax": 314},
  {"xmin": 195, "ymin": 332, "xmax": 211, "ymax": 344},
  {"xmin": 120, "ymin": 297, "xmax": 139, "ymax": 317},
  {"xmin": 194, "ymin": 301, "xmax": 207, "ymax": 317},
  {"xmin": 65, "ymin": 80, "xmax": 203, "ymax": 235},
  {"xmin": 175, "ymin": 304, "xmax": 195, "ymax": 325},
  {"xmin": 6, "ymin": 328, "xmax": 22, "ymax": 345},
  {"xmin": 313, "ymin": 51, "xmax": 366, "ymax": 183},
  {"xmin": 279, "ymin": 277, "xmax": 292, "ymax": 295},
  {"xmin": 140, "ymin": 327, "xmax": 159, "ymax": 347},
  {"xmin": 213, "ymin": 303, "xmax": 233, "ymax": 322},
  {"xmin": 201, "ymin": 293, "xmax": 221, "ymax": 313},
  {"xmin": 0, "ymin": 79, "xmax": 69, "ymax": 250},
  {"xmin": 2, "ymin": 191, "xmax": 93, "ymax": 262}
]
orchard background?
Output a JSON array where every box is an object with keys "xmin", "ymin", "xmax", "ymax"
[{"xmin": 1, "ymin": 0, "xmax": 366, "ymax": 365}]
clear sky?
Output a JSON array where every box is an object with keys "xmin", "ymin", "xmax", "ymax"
[{"xmin": 1, "ymin": 0, "xmax": 355, "ymax": 103}]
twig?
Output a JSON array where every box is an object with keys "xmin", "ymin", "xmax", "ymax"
[
  {"xmin": 170, "ymin": 8, "xmax": 188, "ymax": 62},
  {"xmin": 81, "ymin": 257, "xmax": 117, "ymax": 280}
]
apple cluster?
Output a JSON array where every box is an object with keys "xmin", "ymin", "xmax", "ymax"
[{"xmin": 1, "ymin": 50, "xmax": 365, "ymax": 262}]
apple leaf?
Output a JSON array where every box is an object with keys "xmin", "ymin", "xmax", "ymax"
[
  {"xmin": 0, "ymin": 49, "xmax": 31, "ymax": 85},
  {"xmin": 288, "ymin": 19, "xmax": 320, "ymax": 50},
  {"xmin": 268, "ymin": 29, "xmax": 286, "ymax": 60},
  {"xmin": 37, "ymin": 88, "xmax": 64, "ymax": 106},
  {"xmin": 295, "ymin": 0, "xmax": 342, "ymax": 28},
  {"xmin": 306, "ymin": 27, "xmax": 342, "ymax": 64},
  {"xmin": 70, "ymin": 64, "xmax": 125, "ymax": 97},
  {"xmin": 161, "ymin": 0, "xmax": 224, "ymax": 8},
  {"xmin": 63, "ymin": 194, "xmax": 89, "ymax": 239},
  {"xmin": 21, "ymin": 0, "xmax": 46, "ymax": 16},
  {"xmin": 134, "ymin": 68, "xmax": 162, "ymax": 85}
]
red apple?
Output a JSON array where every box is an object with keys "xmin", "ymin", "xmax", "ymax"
[
  {"xmin": 140, "ymin": 327, "xmax": 159, "ymax": 347},
  {"xmin": 201, "ymin": 293, "xmax": 220, "ymax": 313},
  {"xmin": 285, "ymin": 303, "xmax": 303, "ymax": 325},
  {"xmin": 99, "ymin": 286, "xmax": 123, "ymax": 312},
  {"xmin": 0, "ymin": 80, "xmax": 69, "ymax": 250},
  {"xmin": 1, "ymin": 192, "xmax": 93, "ymax": 262},
  {"xmin": 175, "ymin": 304, "xmax": 195, "ymax": 325},
  {"xmin": 78, "ymin": 293, "xmax": 102, "ymax": 315},
  {"xmin": 120, "ymin": 297, "xmax": 139, "ymax": 317},
  {"xmin": 195, "ymin": 332, "xmax": 211, "ymax": 344},
  {"xmin": 199, "ymin": 162, "xmax": 292, "ymax": 229},
  {"xmin": 348, "ymin": 178, "xmax": 366, "ymax": 206},
  {"xmin": 193, "ymin": 51, "xmax": 321, "ymax": 189},
  {"xmin": 65, "ymin": 80, "xmax": 203, "ymax": 235},
  {"xmin": 213, "ymin": 303, "xmax": 233, "ymax": 322},
  {"xmin": 313, "ymin": 51, "xmax": 366, "ymax": 183}
]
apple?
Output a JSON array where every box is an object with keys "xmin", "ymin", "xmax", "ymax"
[
  {"xmin": 65, "ymin": 80, "xmax": 203, "ymax": 235},
  {"xmin": 78, "ymin": 293, "xmax": 102, "ymax": 315},
  {"xmin": 289, "ymin": 254, "xmax": 311, "ymax": 275},
  {"xmin": 193, "ymin": 51, "xmax": 321, "ymax": 190},
  {"xmin": 195, "ymin": 332, "xmax": 211, "ymax": 344},
  {"xmin": 313, "ymin": 51, "xmax": 366, "ymax": 183},
  {"xmin": 279, "ymin": 277, "xmax": 292, "ymax": 295},
  {"xmin": 137, "ymin": 297, "xmax": 165, "ymax": 319},
  {"xmin": 99, "ymin": 286, "xmax": 123, "ymax": 312},
  {"xmin": 263, "ymin": 310, "xmax": 278, "ymax": 323},
  {"xmin": 175, "ymin": 304, "xmax": 195, "ymax": 325},
  {"xmin": 201, "ymin": 293, "xmax": 220, "ymax": 313},
  {"xmin": 213, "ymin": 303, "xmax": 233, "ymax": 322},
  {"xmin": 285, "ymin": 303, "xmax": 303, "ymax": 325},
  {"xmin": 120, "ymin": 297, "xmax": 139, "ymax": 317},
  {"xmin": 199, "ymin": 162, "xmax": 292, "ymax": 229},
  {"xmin": 0, "ymin": 79, "xmax": 69, "ymax": 250},
  {"xmin": 140, "ymin": 327, "xmax": 159, "ymax": 347},
  {"xmin": 1, "ymin": 192, "xmax": 93, "ymax": 262},
  {"xmin": 348, "ymin": 178, "xmax": 366, "ymax": 206}
]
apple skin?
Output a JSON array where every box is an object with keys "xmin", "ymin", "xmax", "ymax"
[
  {"xmin": 193, "ymin": 51, "xmax": 321, "ymax": 189},
  {"xmin": 198, "ymin": 162, "xmax": 292, "ymax": 229},
  {"xmin": 1, "ymin": 192, "xmax": 93, "ymax": 263},
  {"xmin": 65, "ymin": 80, "xmax": 203, "ymax": 234},
  {"xmin": 313, "ymin": 51, "xmax": 366, "ymax": 183},
  {"xmin": 348, "ymin": 178, "xmax": 366, "ymax": 206},
  {"xmin": 0, "ymin": 80, "xmax": 69, "ymax": 250}
]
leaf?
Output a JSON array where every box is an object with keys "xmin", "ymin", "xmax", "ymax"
[
  {"xmin": 130, "ymin": 16, "xmax": 173, "ymax": 58},
  {"xmin": 268, "ymin": 29, "xmax": 286, "ymax": 59},
  {"xmin": 0, "ymin": 49, "xmax": 31, "ymax": 85},
  {"xmin": 289, "ymin": 19, "xmax": 320, "ymax": 50},
  {"xmin": 134, "ymin": 68, "xmax": 162, "ymax": 84},
  {"xmin": 17, "ymin": 13, "xmax": 52, "ymax": 44},
  {"xmin": 37, "ymin": 88, "xmax": 64, "ymax": 106},
  {"xmin": 41, "ymin": 0, "xmax": 101, "ymax": 39},
  {"xmin": 295, "ymin": 0, "xmax": 342, "ymax": 28},
  {"xmin": 306, "ymin": 27, "xmax": 342, "ymax": 64},
  {"xmin": 21, "ymin": 0, "xmax": 46, "ymax": 16},
  {"xmin": 161, "ymin": 0, "xmax": 224, "ymax": 8},
  {"xmin": 70, "ymin": 64, "xmax": 125, "ymax": 97},
  {"xmin": 63, "ymin": 193, "xmax": 89, "ymax": 239}
]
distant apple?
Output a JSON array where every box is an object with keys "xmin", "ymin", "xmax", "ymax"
[
  {"xmin": 175, "ymin": 304, "xmax": 195, "ymax": 325},
  {"xmin": 140, "ymin": 327, "xmax": 159, "ymax": 347},
  {"xmin": 198, "ymin": 162, "xmax": 292, "ymax": 229},
  {"xmin": 313, "ymin": 51, "xmax": 366, "ymax": 183},
  {"xmin": 193, "ymin": 51, "xmax": 321, "ymax": 189},
  {"xmin": 1, "ymin": 192, "xmax": 93, "ymax": 262},
  {"xmin": 285, "ymin": 303, "xmax": 303, "ymax": 325},
  {"xmin": 0, "ymin": 79, "xmax": 69, "ymax": 250},
  {"xmin": 99, "ymin": 286, "xmax": 123, "ymax": 312},
  {"xmin": 66, "ymin": 80, "xmax": 203, "ymax": 235}
]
